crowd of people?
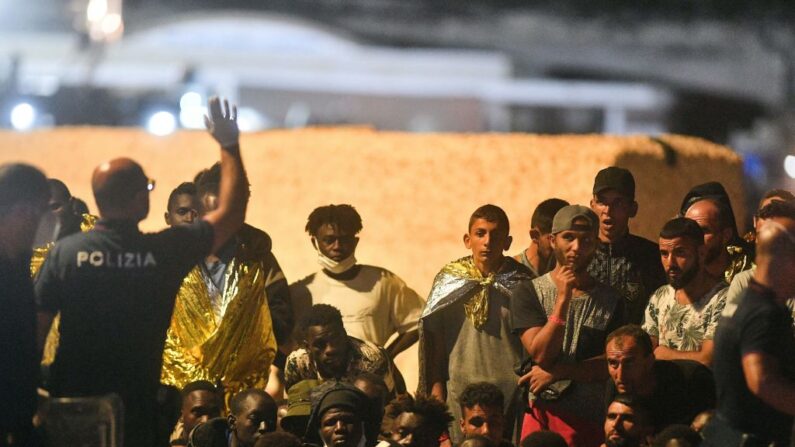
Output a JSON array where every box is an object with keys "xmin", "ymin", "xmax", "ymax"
[{"xmin": 0, "ymin": 96, "xmax": 793, "ymax": 447}]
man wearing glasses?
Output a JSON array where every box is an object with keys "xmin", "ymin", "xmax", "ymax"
[{"xmin": 34, "ymin": 97, "xmax": 249, "ymax": 447}]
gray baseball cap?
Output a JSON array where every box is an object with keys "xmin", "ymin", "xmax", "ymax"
[{"xmin": 551, "ymin": 205, "xmax": 598, "ymax": 234}]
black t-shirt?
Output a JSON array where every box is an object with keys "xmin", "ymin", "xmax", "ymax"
[
  {"xmin": 604, "ymin": 359, "xmax": 715, "ymax": 432},
  {"xmin": 587, "ymin": 233, "xmax": 666, "ymax": 325},
  {"xmin": 712, "ymin": 280, "xmax": 795, "ymax": 445},
  {"xmin": 34, "ymin": 219, "xmax": 213, "ymax": 398},
  {"xmin": 0, "ymin": 254, "xmax": 38, "ymax": 431}
]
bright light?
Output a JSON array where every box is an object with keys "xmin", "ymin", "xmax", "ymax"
[
  {"xmin": 237, "ymin": 107, "xmax": 269, "ymax": 132},
  {"xmin": 180, "ymin": 92, "xmax": 203, "ymax": 110},
  {"xmin": 785, "ymin": 155, "xmax": 795, "ymax": 179},
  {"xmin": 10, "ymin": 103, "xmax": 36, "ymax": 131},
  {"xmin": 179, "ymin": 92, "xmax": 206, "ymax": 129},
  {"xmin": 146, "ymin": 111, "xmax": 177, "ymax": 136},
  {"xmin": 86, "ymin": 0, "xmax": 108, "ymax": 23},
  {"xmin": 179, "ymin": 107, "xmax": 207, "ymax": 130},
  {"xmin": 101, "ymin": 13, "xmax": 123, "ymax": 35}
]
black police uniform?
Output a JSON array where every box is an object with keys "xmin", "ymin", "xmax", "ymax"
[{"xmin": 35, "ymin": 219, "xmax": 214, "ymax": 447}]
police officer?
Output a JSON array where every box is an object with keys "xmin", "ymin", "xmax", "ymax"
[{"xmin": 34, "ymin": 97, "xmax": 249, "ymax": 447}]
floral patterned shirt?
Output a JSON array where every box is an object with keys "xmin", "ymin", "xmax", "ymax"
[
  {"xmin": 643, "ymin": 282, "xmax": 728, "ymax": 351},
  {"xmin": 284, "ymin": 336, "xmax": 399, "ymax": 394}
]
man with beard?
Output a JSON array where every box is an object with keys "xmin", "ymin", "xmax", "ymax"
[
  {"xmin": 680, "ymin": 182, "xmax": 751, "ymax": 284},
  {"xmin": 600, "ymin": 395, "xmax": 654, "ymax": 447},
  {"xmin": 514, "ymin": 198, "xmax": 569, "ymax": 278},
  {"xmin": 588, "ymin": 167, "xmax": 666, "ymax": 326},
  {"xmin": 513, "ymin": 205, "xmax": 624, "ymax": 447},
  {"xmin": 642, "ymin": 218, "xmax": 727, "ymax": 367}
]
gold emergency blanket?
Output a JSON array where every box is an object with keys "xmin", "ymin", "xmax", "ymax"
[
  {"xmin": 438, "ymin": 257, "xmax": 495, "ymax": 330},
  {"xmin": 160, "ymin": 232, "xmax": 277, "ymax": 403},
  {"xmin": 417, "ymin": 256, "xmax": 531, "ymax": 393},
  {"xmin": 30, "ymin": 214, "xmax": 97, "ymax": 366}
]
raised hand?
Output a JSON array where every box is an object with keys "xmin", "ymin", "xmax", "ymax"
[{"xmin": 204, "ymin": 96, "xmax": 239, "ymax": 149}]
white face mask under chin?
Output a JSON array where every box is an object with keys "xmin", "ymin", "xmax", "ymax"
[{"xmin": 317, "ymin": 251, "xmax": 357, "ymax": 275}]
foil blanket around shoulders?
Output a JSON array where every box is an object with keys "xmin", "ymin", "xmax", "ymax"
[
  {"xmin": 417, "ymin": 256, "xmax": 531, "ymax": 394},
  {"xmin": 160, "ymin": 230, "xmax": 277, "ymax": 405}
]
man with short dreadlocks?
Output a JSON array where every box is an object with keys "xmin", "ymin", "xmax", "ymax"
[{"xmin": 290, "ymin": 204, "xmax": 424, "ymax": 359}]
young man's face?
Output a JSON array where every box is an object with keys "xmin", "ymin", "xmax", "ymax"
[
  {"xmin": 604, "ymin": 401, "xmax": 650, "ymax": 447},
  {"xmin": 165, "ymin": 193, "xmax": 200, "ymax": 227},
  {"xmin": 390, "ymin": 412, "xmax": 437, "ymax": 447},
  {"xmin": 306, "ymin": 323, "xmax": 350, "ymax": 378},
  {"xmin": 550, "ymin": 218, "xmax": 597, "ymax": 273},
  {"xmin": 460, "ymin": 404, "xmax": 504, "ymax": 446},
  {"xmin": 314, "ymin": 223, "xmax": 359, "ymax": 262},
  {"xmin": 590, "ymin": 189, "xmax": 637, "ymax": 243},
  {"xmin": 230, "ymin": 395, "xmax": 276, "ymax": 447},
  {"xmin": 659, "ymin": 236, "xmax": 702, "ymax": 290},
  {"xmin": 464, "ymin": 218, "xmax": 512, "ymax": 270},
  {"xmin": 320, "ymin": 407, "xmax": 363, "ymax": 447},
  {"xmin": 531, "ymin": 227, "xmax": 554, "ymax": 261},
  {"xmin": 48, "ymin": 184, "xmax": 72, "ymax": 221},
  {"xmin": 606, "ymin": 336, "xmax": 655, "ymax": 395},
  {"xmin": 181, "ymin": 389, "xmax": 221, "ymax": 437},
  {"xmin": 684, "ymin": 201, "xmax": 731, "ymax": 264}
]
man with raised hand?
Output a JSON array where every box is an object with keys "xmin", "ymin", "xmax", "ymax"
[{"xmin": 34, "ymin": 97, "xmax": 248, "ymax": 447}]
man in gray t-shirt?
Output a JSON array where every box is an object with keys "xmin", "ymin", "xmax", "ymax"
[
  {"xmin": 419, "ymin": 205, "xmax": 533, "ymax": 444},
  {"xmin": 512, "ymin": 205, "xmax": 623, "ymax": 447}
]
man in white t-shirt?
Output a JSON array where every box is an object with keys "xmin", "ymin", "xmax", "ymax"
[{"xmin": 289, "ymin": 204, "xmax": 424, "ymax": 359}]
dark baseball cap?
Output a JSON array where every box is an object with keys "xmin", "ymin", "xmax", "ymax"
[
  {"xmin": 593, "ymin": 167, "xmax": 635, "ymax": 199},
  {"xmin": 551, "ymin": 205, "xmax": 598, "ymax": 234}
]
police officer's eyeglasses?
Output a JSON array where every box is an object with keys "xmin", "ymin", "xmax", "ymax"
[{"xmin": 146, "ymin": 179, "xmax": 156, "ymax": 192}]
